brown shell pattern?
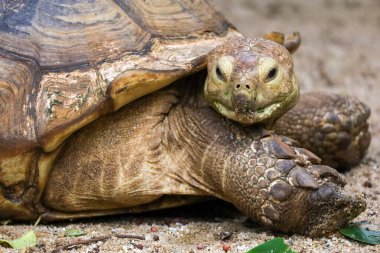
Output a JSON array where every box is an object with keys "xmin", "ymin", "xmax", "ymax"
[{"xmin": 0, "ymin": 0, "xmax": 241, "ymax": 155}]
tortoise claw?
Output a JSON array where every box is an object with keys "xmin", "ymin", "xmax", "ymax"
[
  {"xmin": 311, "ymin": 165, "xmax": 347, "ymax": 186},
  {"xmin": 266, "ymin": 175, "xmax": 366, "ymax": 237},
  {"xmin": 304, "ymin": 183, "xmax": 366, "ymax": 237}
]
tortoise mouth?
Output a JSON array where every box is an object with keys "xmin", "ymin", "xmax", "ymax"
[{"xmin": 213, "ymin": 101, "xmax": 282, "ymax": 125}]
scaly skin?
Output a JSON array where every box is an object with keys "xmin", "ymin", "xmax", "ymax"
[
  {"xmin": 37, "ymin": 76, "xmax": 365, "ymax": 237},
  {"xmin": 164, "ymin": 80, "xmax": 366, "ymax": 236},
  {"xmin": 274, "ymin": 92, "xmax": 371, "ymax": 169},
  {"xmin": 0, "ymin": 36, "xmax": 368, "ymax": 236},
  {"xmin": 219, "ymin": 126, "xmax": 365, "ymax": 236}
]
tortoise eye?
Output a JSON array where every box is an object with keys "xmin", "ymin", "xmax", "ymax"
[
  {"xmin": 215, "ymin": 65, "xmax": 227, "ymax": 82},
  {"xmin": 265, "ymin": 67, "xmax": 278, "ymax": 82}
]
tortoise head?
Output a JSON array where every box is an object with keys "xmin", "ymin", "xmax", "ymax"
[{"xmin": 204, "ymin": 38, "xmax": 299, "ymax": 125}]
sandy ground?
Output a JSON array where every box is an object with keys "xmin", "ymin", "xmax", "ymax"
[{"xmin": 1, "ymin": 1, "xmax": 380, "ymax": 252}]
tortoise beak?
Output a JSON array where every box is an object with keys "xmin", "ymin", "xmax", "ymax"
[{"xmin": 233, "ymin": 90, "xmax": 252, "ymax": 111}]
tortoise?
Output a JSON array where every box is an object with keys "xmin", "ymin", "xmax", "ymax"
[{"xmin": 0, "ymin": 0, "xmax": 371, "ymax": 236}]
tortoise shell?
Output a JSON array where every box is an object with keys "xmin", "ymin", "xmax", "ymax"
[{"xmin": 0, "ymin": 0, "xmax": 241, "ymax": 156}]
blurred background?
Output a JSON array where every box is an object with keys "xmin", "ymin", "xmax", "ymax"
[{"xmin": 212, "ymin": 0, "xmax": 380, "ymax": 156}]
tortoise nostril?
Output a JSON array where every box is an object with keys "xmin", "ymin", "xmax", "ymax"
[
  {"xmin": 246, "ymin": 85, "xmax": 250, "ymax": 89},
  {"xmin": 236, "ymin": 84, "xmax": 241, "ymax": 89}
]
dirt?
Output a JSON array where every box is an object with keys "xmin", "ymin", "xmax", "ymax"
[{"xmin": 1, "ymin": 1, "xmax": 380, "ymax": 252}]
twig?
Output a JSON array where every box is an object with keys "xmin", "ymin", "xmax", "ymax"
[
  {"xmin": 51, "ymin": 234, "xmax": 145, "ymax": 253},
  {"xmin": 114, "ymin": 234, "xmax": 145, "ymax": 240}
]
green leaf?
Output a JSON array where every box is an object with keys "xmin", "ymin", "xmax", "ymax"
[
  {"xmin": 0, "ymin": 230, "xmax": 37, "ymax": 250},
  {"xmin": 257, "ymin": 107, "xmax": 265, "ymax": 113},
  {"xmin": 64, "ymin": 228, "xmax": 87, "ymax": 237},
  {"xmin": 339, "ymin": 223, "xmax": 380, "ymax": 245},
  {"xmin": 245, "ymin": 238, "xmax": 297, "ymax": 253}
]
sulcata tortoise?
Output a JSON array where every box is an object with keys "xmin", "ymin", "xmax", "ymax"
[{"xmin": 0, "ymin": 0, "xmax": 371, "ymax": 236}]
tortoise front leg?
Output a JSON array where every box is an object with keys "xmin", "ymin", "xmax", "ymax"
[
  {"xmin": 209, "ymin": 126, "xmax": 366, "ymax": 237},
  {"xmin": 170, "ymin": 79, "xmax": 366, "ymax": 236},
  {"xmin": 273, "ymin": 92, "xmax": 371, "ymax": 169}
]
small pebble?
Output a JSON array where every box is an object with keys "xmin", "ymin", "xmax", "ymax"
[
  {"xmin": 151, "ymin": 226, "xmax": 158, "ymax": 232},
  {"xmin": 153, "ymin": 234, "xmax": 160, "ymax": 241},
  {"xmin": 325, "ymin": 240, "xmax": 333, "ymax": 248},
  {"xmin": 220, "ymin": 231, "xmax": 232, "ymax": 241},
  {"xmin": 196, "ymin": 243, "xmax": 205, "ymax": 250},
  {"xmin": 223, "ymin": 244, "xmax": 231, "ymax": 252},
  {"xmin": 135, "ymin": 243, "xmax": 144, "ymax": 250},
  {"xmin": 368, "ymin": 210, "xmax": 377, "ymax": 216},
  {"xmin": 363, "ymin": 180, "xmax": 373, "ymax": 188}
]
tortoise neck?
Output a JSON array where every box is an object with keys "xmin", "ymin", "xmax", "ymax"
[{"xmin": 165, "ymin": 74, "xmax": 261, "ymax": 198}]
